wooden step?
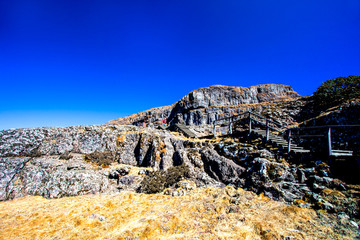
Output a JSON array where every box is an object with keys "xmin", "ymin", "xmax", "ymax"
[
  {"xmin": 251, "ymin": 129, "xmax": 311, "ymax": 154},
  {"xmin": 291, "ymin": 149, "xmax": 311, "ymax": 153},
  {"xmin": 175, "ymin": 124, "xmax": 197, "ymax": 138},
  {"xmin": 331, "ymin": 150, "xmax": 353, "ymax": 157}
]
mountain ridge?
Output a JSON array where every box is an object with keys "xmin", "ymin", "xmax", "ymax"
[{"xmin": 108, "ymin": 83, "xmax": 301, "ymax": 126}]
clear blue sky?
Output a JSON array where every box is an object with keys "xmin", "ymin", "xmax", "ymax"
[{"xmin": 1, "ymin": 0, "xmax": 359, "ymax": 130}]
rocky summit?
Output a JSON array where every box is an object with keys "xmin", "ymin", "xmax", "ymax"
[
  {"xmin": 1, "ymin": 83, "xmax": 360, "ymax": 239},
  {"xmin": 108, "ymin": 84, "xmax": 301, "ymax": 126}
]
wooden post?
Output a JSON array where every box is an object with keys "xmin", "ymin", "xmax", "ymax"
[
  {"xmin": 229, "ymin": 118, "xmax": 233, "ymax": 135},
  {"xmin": 287, "ymin": 130, "xmax": 291, "ymax": 153},
  {"xmin": 328, "ymin": 127, "xmax": 332, "ymax": 156},
  {"xmin": 248, "ymin": 112, "xmax": 252, "ymax": 135},
  {"xmin": 266, "ymin": 119, "xmax": 269, "ymax": 142}
]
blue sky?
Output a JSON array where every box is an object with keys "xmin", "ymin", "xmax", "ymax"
[{"xmin": 1, "ymin": 0, "xmax": 359, "ymax": 130}]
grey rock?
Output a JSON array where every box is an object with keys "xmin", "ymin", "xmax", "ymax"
[
  {"xmin": 0, "ymin": 157, "xmax": 32, "ymax": 200},
  {"xmin": 0, "ymin": 156, "xmax": 119, "ymax": 200},
  {"xmin": 118, "ymin": 175, "xmax": 141, "ymax": 191},
  {"xmin": 163, "ymin": 188, "xmax": 185, "ymax": 197},
  {"xmin": 200, "ymin": 147, "xmax": 245, "ymax": 186},
  {"xmin": 90, "ymin": 213, "xmax": 105, "ymax": 222},
  {"xmin": 322, "ymin": 201, "xmax": 335, "ymax": 211},
  {"xmin": 338, "ymin": 212, "xmax": 350, "ymax": 220},
  {"xmin": 109, "ymin": 167, "xmax": 130, "ymax": 179},
  {"xmin": 138, "ymin": 169, "xmax": 150, "ymax": 175},
  {"xmin": 108, "ymin": 84, "xmax": 301, "ymax": 126},
  {"xmin": 0, "ymin": 125, "xmax": 137, "ymax": 157},
  {"xmin": 350, "ymin": 221, "xmax": 359, "ymax": 229}
]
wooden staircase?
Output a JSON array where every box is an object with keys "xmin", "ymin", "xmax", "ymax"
[
  {"xmin": 174, "ymin": 124, "xmax": 198, "ymax": 138},
  {"xmin": 212, "ymin": 111, "xmax": 358, "ymax": 157},
  {"xmin": 251, "ymin": 129, "xmax": 310, "ymax": 154}
]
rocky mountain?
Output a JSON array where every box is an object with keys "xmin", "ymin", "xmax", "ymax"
[
  {"xmin": 108, "ymin": 84, "xmax": 301, "ymax": 126},
  {"xmin": 1, "ymin": 83, "xmax": 359, "ymax": 238}
]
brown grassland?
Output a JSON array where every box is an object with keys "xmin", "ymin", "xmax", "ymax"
[{"xmin": 0, "ymin": 186, "xmax": 351, "ymax": 240}]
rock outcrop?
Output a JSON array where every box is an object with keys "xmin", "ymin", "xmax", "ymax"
[
  {"xmin": 108, "ymin": 84, "xmax": 301, "ymax": 126},
  {"xmin": 0, "ymin": 125, "xmax": 220, "ymax": 200},
  {"xmin": 2, "ymin": 123, "xmax": 358, "ymax": 219},
  {"xmin": 1, "ymin": 155, "xmax": 116, "ymax": 200}
]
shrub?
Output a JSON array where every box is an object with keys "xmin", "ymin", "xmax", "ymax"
[
  {"xmin": 84, "ymin": 152, "xmax": 114, "ymax": 167},
  {"xmin": 138, "ymin": 164, "xmax": 190, "ymax": 194},
  {"xmin": 165, "ymin": 164, "xmax": 190, "ymax": 187},
  {"xmin": 313, "ymin": 75, "xmax": 360, "ymax": 108}
]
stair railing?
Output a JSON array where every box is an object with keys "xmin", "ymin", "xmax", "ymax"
[
  {"xmin": 289, "ymin": 125, "xmax": 360, "ymax": 156},
  {"xmin": 213, "ymin": 111, "xmax": 359, "ymax": 157},
  {"xmin": 212, "ymin": 111, "xmax": 288, "ymax": 138}
]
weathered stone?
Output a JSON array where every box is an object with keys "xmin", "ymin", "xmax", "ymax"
[
  {"xmin": 0, "ymin": 156, "xmax": 119, "ymax": 200},
  {"xmin": 200, "ymin": 147, "xmax": 246, "ymax": 187},
  {"xmin": 118, "ymin": 175, "xmax": 141, "ymax": 191},
  {"xmin": 224, "ymin": 186, "xmax": 239, "ymax": 198},
  {"xmin": 138, "ymin": 169, "xmax": 150, "ymax": 175},
  {"xmin": 108, "ymin": 84, "xmax": 301, "ymax": 126},
  {"xmin": 90, "ymin": 213, "xmax": 105, "ymax": 222},
  {"xmin": 176, "ymin": 180, "xmax": 196, "ymax": 191},
  {"xmin": 0, "ymin": 125, "xmax": 138, "ymax": 157}
]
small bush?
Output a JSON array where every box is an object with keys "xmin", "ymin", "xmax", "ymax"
[
  {"xmin": 313, "ymin": 75, "xmax": 360, "ymax": 108},
  {"xmin": 165, "ymin": 164, "xmax": 190, "ymax": 187},
  {"xmin": 139, "ymin": 171, "xmax": 165, "ymax": 194},
  {"xmin": 138, "ymin": 164, "xmax": 190, "ymax": 194},
  {"xmin": 84, "ymin": 152, "xmax": 114, "ymax": 167}
]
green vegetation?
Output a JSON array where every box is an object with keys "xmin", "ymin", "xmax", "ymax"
[
  {"xmin": 138, "ymin": 164, "xmax": 190, "ymax": 194},
  {"xmin": 313, "ymin": 75, "xmax": 360, "ymax": 108}
]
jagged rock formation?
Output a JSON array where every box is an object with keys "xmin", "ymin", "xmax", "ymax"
[
  {"xmin": 1, "ymin": 124, "xmax": 358, "ymax": 219},
  {"xmin": 0, "ymin": 155, "xmax": 117, "ymax": 200},
  {"xmin": 0, "ymin": 125, "xmax": 217, "ymax": 200},
  {"xmin": 108, "ymin": 84, "xmax": 301, "ymax": 126}
]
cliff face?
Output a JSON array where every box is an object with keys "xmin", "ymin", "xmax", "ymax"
[
  {"xmin": 108, "ymin": 84, "xmax": 301, "ymax": 126},
  {"xmin": 174, "ymin": 84, "xmax": 299, "ymax": 110}
]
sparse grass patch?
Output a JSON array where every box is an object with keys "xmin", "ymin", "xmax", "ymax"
[{"xmin": 0, "ymin": 187, "xmax": 355, "ymax": 239}]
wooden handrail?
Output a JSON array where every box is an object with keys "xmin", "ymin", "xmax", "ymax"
[
  {"xmin": 213, "ymin": 111, "xmax": 289, "ymax": 138},
  {"xmin": 213, "ymin": 111, "xmax": 287, "ymax": 129},
  {"xmin": 213, "ymin": 111, "xmax": 248, "ymax": 123},
  {"xmin": 291, "ymin": 125, "xmax": 360, "ymax": 130}
]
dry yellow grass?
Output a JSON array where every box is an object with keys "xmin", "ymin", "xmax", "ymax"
[{"xmin": 0, "ymin": 187, "xmax": 351, "ymax": 240}]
